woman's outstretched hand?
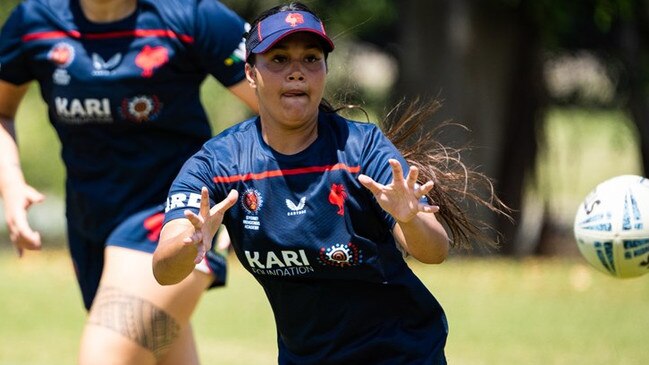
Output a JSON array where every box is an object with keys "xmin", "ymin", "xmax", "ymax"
[
  {"xmin": 183, "ymin": 187, "xmax": 238, "ymax": 264},
  {"xmin": 358, "ymin": 159, "xmax": 438, "ymax": 223},
  {"xmin": 4, "ymin": 183, "xmax": 45, "ymax": 257}
]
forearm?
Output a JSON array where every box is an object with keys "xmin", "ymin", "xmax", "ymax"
[
  {"xmin": 0, "ymin": 81, "xmax": 29, "ymax": 197},
  {"xmin": 395, "ymin": 213, "xmax": 449, "ymax": 264},
  {"xmin": 0, "ymin": 117, "xmax": 26, "ymax": 199},
  {"xmin": 152, "ymin": 221, "xmax": 199, "ymax": 285}
]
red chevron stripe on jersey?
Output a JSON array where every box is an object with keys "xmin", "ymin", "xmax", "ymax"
[
  {"xmin": 22, "ymin": 29, "xmax": 194, "ymax": 43},
  {"xmin": 212, "ymin": 163, "xmax": 361, "ymax": 183}
]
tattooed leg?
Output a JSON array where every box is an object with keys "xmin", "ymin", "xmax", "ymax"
[{"xmin": 87, "ymin": 286, "xmax": 180, "ymax": 360}]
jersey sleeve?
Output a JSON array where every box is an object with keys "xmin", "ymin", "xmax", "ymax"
[
  {"xmin": 0, "ymin": 4, "xmax": 33, "ymax": 85},
  {"xmin": 191, "ymin": 0, "xmax": 247, "ymax": 87},
  {"xmin": 164, "ymin": 145, "xmax": 227, "ymax": 224}
]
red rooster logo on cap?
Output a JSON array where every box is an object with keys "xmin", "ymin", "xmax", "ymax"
[
  {"xmin": 285, "ymin": 13, "xmax": 305, "ymax": 27},
  {"xmin": 135, "ymin": 45, "xmax": 168, "ymax": 78},
  {"xmin": 328, "ymin": 184, "xmax": 347, "ymax": 216}
]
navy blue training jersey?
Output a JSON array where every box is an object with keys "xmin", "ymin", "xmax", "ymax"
[
  {"xmin": 165, "ymin": 113, "xmax": 449, "ymax": 364},
  {"xmin": 0, "ymin": 0, "xmax": 247, "ymax": 241}
]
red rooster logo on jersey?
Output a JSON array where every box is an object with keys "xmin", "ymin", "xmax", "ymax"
[
  {"xmin": 328, "ymin": 184, "xmax": 347, "ymax": 216},
  {"xmin": 285, "ymin": 13, "xmax": 305, "ymax": 27},
  {"xmin": 143, "ymin": 212, "xmax": 165, "ymax": 242},
  {"xmin": 135, "ymin": 45, "xmax": 168, "ymax": 78}
]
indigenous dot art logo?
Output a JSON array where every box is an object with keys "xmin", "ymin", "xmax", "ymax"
[
  {"xmin": 120, "ymin": 95, "xmax": 162, "ymax": 122},
  {"xmin": 318, "ymin": 243, "xmax": 363, "ymax": 267}
]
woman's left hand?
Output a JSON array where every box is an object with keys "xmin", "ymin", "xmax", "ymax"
[{"xmin": 358, "ymin": 159, "xmax": 438, "ymax": 223}]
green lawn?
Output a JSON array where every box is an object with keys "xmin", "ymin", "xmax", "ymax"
[
  {"xmin": 0, "ymin": 249, "xmax": 647, "ymax": 365},
  {"xmin": 3, "ymin": 71, "xmax": 646, "ymax": 365}
]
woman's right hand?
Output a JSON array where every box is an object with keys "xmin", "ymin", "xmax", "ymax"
[
  {"xmin": 183, "ymin": 187, "xmax": 238, "ymax": 264},
  {"xmin": 4, "ymin": 183, "xmax": 45, "ymax": 257}
]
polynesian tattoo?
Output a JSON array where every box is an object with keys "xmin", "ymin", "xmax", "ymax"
[{"xmin": 88, "ymin": 286, "xmax": 180, "ymax": 359}]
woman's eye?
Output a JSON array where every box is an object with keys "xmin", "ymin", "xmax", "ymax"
[
  {"xmin": 272, "ymin": 55, "xmax": 287, "ymax": 63},
  {"xmin": 305, "ymin": 56, "xmax": 320, "ymax": 63}
]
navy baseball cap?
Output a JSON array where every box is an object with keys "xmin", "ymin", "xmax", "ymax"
[{"xmin": 246, "ymin": 11, "xmax": 334, "ymax": 61}]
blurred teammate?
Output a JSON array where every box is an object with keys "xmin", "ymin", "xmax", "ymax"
[
  {"xmin": 153, "ymin": 2, "xmax": 506, "ymax": 364},
  {"xmin": 0, "ymin": 0, "xmax": 256, "ymax": 364}
]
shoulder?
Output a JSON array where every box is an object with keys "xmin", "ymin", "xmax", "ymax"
[
  {"xmin": 5, "ymin": 0, "xmax": 72, "ymax": 26},
  {"xmin": 203, "ymin": 117, "xmax": 259, "ymax": 153},
  {"xmin": 322, "ymin": 112, "xmax": 383, "ymax": 142},
  {"xmin": 139, "ymin": 0, "xmax": 240, "ymax": 28}
]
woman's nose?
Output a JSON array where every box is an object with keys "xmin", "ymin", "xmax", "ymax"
[
  {"xmin": 287, "ymin": 61, "xmax": 305, "ymax": 81},
  {"xmin": 287, "ymin": 71, "xmax": 305, "ymax": 81}
]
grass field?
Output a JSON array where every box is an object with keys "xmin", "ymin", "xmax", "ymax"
[
  {"xmin": 2, "ymin": 54, "xmax": 647, "ymax": 365},
  {"xmin": 0, "ymin": 249, "xmax": 647, "ymax": 365}
]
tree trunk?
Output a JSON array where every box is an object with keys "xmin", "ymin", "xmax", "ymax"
[
  {"xmin": 396, "ymin": 0, "xmax": 544, "ymax": 254},
  {"xmin": 619, "ymin": 1, "xmax": 649, "ymax": 177}
]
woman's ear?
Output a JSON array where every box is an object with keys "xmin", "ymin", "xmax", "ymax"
[{"xmin": 245, "ymin": 63, "xmax": 257, "ymax": 89}]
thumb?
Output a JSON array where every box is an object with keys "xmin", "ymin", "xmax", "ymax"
[
  {"xmin": 210, "ymin": 189, "xmax": 239, "ymax": 216},
  {"xmin": 358, "ymin": 174, "xmax": 381, "ymax": 195},
  {"xmin": 25, "ymin": 186, "xmax": 45, "ymax": 206}
]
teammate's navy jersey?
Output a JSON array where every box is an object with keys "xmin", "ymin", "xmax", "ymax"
[
  {"xmin": 0, "ymin": 0, "xmax": 247, "ymax": 241},
  {"xmin": 165, "ymin": 112, "xmax": 448, "ymax": 364}
]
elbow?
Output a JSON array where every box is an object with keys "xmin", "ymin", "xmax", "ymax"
[
  {"xmin": 152, "ymin": 268, "xmax": 182, "ymax": 286},
  {"xmin": 152, "ymin": 257, "xmax": 182, "ymax": 286},
  {"xmin": 417, "ymin": 237, "xmax": 450, "ymax": 265}
]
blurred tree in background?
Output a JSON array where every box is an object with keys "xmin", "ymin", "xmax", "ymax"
[
  {"xmin": 391, "ymin": 0, "xmax": 648, "ymax": 255},
  {"xmin": 1, "ymin": 0, "xmax": 646, "ymax": 255},
  {"xmin": 224, "ymin": 0, "xmax": 648, "ymax": 255}
]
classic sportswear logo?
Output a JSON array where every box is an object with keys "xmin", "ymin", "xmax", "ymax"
[
  {"xmin": 286, "ymin": 197, "xmax": 306, "ymax": 216},
  {"xmin": 92, "ymin": 53, "xmax": 122, "ymax": 76}
]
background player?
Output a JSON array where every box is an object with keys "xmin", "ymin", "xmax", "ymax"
[
  {"xmin": 153, "ymin": 2, "xmax": 506, "ymax": 363},
  {"xmin": 0, "ymin": 0, "xmax": 257, "ymax": 364}
]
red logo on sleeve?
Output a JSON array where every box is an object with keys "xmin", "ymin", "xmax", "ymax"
[
  {"xmin": 135, "ymin": 45, "xmax": 168, "ymax": 77},
  {"xmin": 143, "ymin": 212, "xmax": 165, "ymax": 242},
  {"xmin": 328, "ymin": 184, "xmax": 347, "ymax": 216}
]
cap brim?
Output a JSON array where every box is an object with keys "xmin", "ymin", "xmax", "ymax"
[{"xmin": 250, "ymin": 28, "xmax": 334, "ymax": 55}]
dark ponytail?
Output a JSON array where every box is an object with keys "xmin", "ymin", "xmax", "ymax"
[{"xmin": 380, "ymin": 99, "xmax": 510, "ymax": 250}]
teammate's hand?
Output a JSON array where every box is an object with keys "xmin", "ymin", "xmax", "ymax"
[
  {"xmin": 183, "ymin": 187, "xmax": 238, "ymax": 264},
  {"xmin": 4, "ymin": 184, "xmax": 45, "ymax": 257},
  {"xmin": 358, "ymin": 159, "xmax": 438, "ymax": 223}
]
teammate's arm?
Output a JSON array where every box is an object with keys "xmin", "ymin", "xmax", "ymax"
[
  {"xmin": 228, "ymin": 79, "xmax": 258, "ymax": 113},
  {"xmin": 0, "ymin": 80, "xmax": 45, "ymax": 256}
]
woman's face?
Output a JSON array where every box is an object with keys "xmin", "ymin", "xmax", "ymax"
[{"xmin": 246, "ymin": 32, "xmax": 327, "ymax": 130}]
